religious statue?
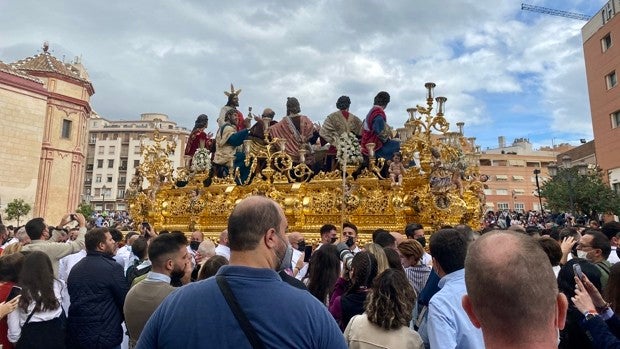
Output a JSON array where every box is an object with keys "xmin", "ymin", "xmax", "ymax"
[
  {"xmin": 319, "ymin": 96, "xmax": 363, "ymax": 169},
  {"xmin": 184, "ymin": 114, "xmax": 214, "ymax": 167},
  {"xmin": 217, "ymin": 84, "xmax": 249, "ymax": 131},
  {"xmin": 268, "ymin": 97, "xmax": 318, "ymax": 164}
]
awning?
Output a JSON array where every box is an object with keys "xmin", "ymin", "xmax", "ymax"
[
  {"xmin": 512, "ymin": 175, "xmax": 525, "ymax": 180},
  {"xmin": 496, "ymin": 175, "xmax": 508, "ymax": 180}
]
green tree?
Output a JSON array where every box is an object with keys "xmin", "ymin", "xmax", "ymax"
[
  {"xmin": 540, "ymin": 168, "xmax": 620, "ymax": 218},
  {"xmin": 4, "ymin": 198, "xmax": 32, "ymax": 226},
  {"xmin": 76, "ymin": 202, "xmax": 94, "ymax": 219}
]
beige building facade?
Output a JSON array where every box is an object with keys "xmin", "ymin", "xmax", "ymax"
[
  {"xmin": 84, "ymin": 113, "xmax": 189, "ymax": 212},
  {"xmin": 0, "ymin": 44, "xmax": 94, "ymax": 224},
  {"xmin": 479, "ymin": 137, "xmax": 571, "ymax": 212}
]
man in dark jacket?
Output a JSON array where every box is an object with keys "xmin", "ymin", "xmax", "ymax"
[{"xmin": 67, "ymin": 227, "xmax": 129, "ymax": 349}]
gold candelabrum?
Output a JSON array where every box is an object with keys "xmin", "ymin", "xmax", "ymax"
[{"xmin": 128, "ymin": 83, "xmax": 485, "ymax": 244}]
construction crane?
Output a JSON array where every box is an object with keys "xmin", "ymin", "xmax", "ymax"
[{"xmin": 521, "ymin": 3, "xmax": 591, "ymax": 21}]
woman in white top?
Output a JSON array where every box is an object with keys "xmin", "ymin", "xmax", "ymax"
[
  {"xmin": 8, "ymin": 251, "xmax": 65, "ymax": 349},
  {"xmin": 344, "ymin": 268, "xmax": 423, "ymax": 349}
]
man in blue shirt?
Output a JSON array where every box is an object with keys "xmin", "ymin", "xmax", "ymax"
[
  {"xmin": 137, "ymin": 196, "xmax": 347, "ymax": 349},
  {"xmin": 427, "ymin": 228, "xmax": 483, "ymax": 349}
]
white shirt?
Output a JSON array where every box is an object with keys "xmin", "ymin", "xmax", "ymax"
[
  {"xmin": 8, "ymin": 279, "xmax": 65, "ymax": 343},
  {"xmin": 422, "ymin": 252, "xmax": 432, "ymax": 266},
  {"xmin": 291, "ymin": 249, "xmax": 308, "ymax": 280},
  {"xmin": 58, "ymin": 250, "xmax": 86, "ymax": 311},
  {"xmin": 215, "ymin": 244, "xmax": 230, "ymax": 261},
  {"xmin": 608, "ymin": 246, "xmax": 620, "ymax": 265}
]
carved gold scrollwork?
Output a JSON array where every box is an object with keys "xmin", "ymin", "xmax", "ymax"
[{"xmin": 128, "ymin": 84, "xmax": 484, "ymax": 238}]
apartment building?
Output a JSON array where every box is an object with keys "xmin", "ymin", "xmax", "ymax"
[
  {"xmin": 84, "ymin": 113, "xmax": 189, "ymax": 211},
  {"xmin": 479, "ymin": 137, "xmax": 570, "ymax": 212},
  {"xmin": 582, "ymin": 0, "xmax": 620, "ymax": 193}
]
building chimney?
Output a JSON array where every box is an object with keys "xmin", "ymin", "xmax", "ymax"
[{"xmin": 498, "ymin": 136, "xmax": 506, "ymax": 148}]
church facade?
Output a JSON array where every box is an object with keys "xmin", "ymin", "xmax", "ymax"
[{"xmin": 0, "ymin": 43, "xmax": 94, "ymax": 224}]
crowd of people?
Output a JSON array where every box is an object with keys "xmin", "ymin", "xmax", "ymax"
[{"xmin": 0, "ymin": 200, "xmax": 619, "ymax": 348}]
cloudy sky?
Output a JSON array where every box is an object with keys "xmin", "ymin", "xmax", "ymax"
[{"xmin": 0, "ymin": 0, "xmax": 604, "ymax": 150}]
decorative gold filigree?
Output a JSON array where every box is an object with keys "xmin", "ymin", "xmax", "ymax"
[{"xmin": 128, "ymin": 83, "xmax": 484, "ymax": 239}]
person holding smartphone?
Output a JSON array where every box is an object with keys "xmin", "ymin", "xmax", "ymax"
[{"xmin": 21, "ymin": 213, "xmax": 87, "ymax": 278}]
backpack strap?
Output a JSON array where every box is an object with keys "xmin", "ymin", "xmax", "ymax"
[{"xmin": 216, "ymin": 275, "xmax": 266, "ymax": 349}]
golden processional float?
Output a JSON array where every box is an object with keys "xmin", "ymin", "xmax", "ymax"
[{"xmin": 127, "ymin": 83, "xmax": 486, "ymax": 243}]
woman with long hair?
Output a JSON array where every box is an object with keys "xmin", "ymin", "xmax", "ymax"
[
  {"xmin": 329, "ymin": 251, "xmax": 378, "ymax": 331},
  {"xmin": 304, "ymin": 244, "xmax": 341, "ymax": 305},
  {"xmin": 7, "ymin": 251, "xmax": 65, "ymax": 348},
  {"xmin": 345, "ymin": 269, "xmax": 423, "ymax": 348},
  {"xmin": 397, "ymin": 239, "xmax": 431, "ymax": 295},
  {"xmin": 363, "ymin": 242, "xmax": 389, "ymax": 275}
]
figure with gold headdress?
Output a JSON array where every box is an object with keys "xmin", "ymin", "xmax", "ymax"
[
  {"xmin": 269, "ymin": 97, "xmax": 318, "ymax": 165},
  {"xmin": 217, "ymin": 84, "xmax": 248, "ymax": 131}
]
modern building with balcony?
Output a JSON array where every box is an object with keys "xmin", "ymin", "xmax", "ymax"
[
  {"xmin": 479, "ymin": 137, "xmax": 572, "ymax": 212},
  {"xmin": 83, "ymin": 113, "xmax": 189, "ymax": 211}
]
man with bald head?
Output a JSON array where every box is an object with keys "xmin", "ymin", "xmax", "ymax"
[
  {"xmin": 288, "ymin": 231, "xmax": 308, "ymax": 279},
  {"xmin": 215, "ymin": 229, "xmax": 230, "ymax": 260},
  {"xmin": 462, "ymin": 231, "xmax": 568, "ymax": 349},
  {"xmin": 137, "ymin": 196, "xmax": 346, "ymax": 349}
]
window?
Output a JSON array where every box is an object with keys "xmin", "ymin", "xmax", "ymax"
[
  {"xmin": 119, "ymin": 176, "xmax": 126, "ymax": 183},
  {"xmin": 89, "ymin": 135, "xmax": 97, "ymax": 144},
  {"xmin": 108, "ymin": 159, "xmax": 114, "ymax": 168},
  {"xmin": 602, "ymin": 33, "xmax": 613, "ymax": 52},
  {"xmin": 133, "ymin": 160, "xmax": 140, "ymax": 167},
  {"xmin": 613, "ymin": 183, "xmax": 620, "ymax": 194},
  {"xmin": 117, "ymin": 189, "xmax": 125, "ymax": 198},
  {"xmin": 606, "ymin": 71, "xmax": 617, "ymax": 89},
  {"xmin": 134, "ymin": 146, "xmax": 141, "ymax": 154},
  {"xmin": 97, "ymin": 159, "xmax": 103, "ymax": 168},
  {"xmin": 95, "ymin": 175, "xmax": 102, "ymax": 183},
  {"xmin": 495, "ymin": 175, "xmax": 508, "ymax": 181},
  {"xmin": 483, "ymin": 189, "xmax": 493, "ymax": 195},
  {"xmin": 107, "ymin": 176, "xmax": 113, "ymax": 183},
  {"xmin": 98, "ymin": 146, "xmax": 104, "ymax": 155},
  {"xmin": 61, "ymin": 119, "xmax": 72, "ymax": 139},
  {"xmin": 109, "ymin": 146, "xmax": 116, "ymax": 155},
  {"xmin": 497, "ymin": 203, "xmax": 509, "ymax": 210},
  {"xmin": 512, "ymin": 175, "xmax": 525, "ymax": 181},
  {"xmin": 514, "ymin": 203, "xmax": 524, "ymax": 213},
  {"xmin": 496, "ymin": 189, "xmax": 509, "ymax": 195},
  {"xmin": 612, "ymin": 111, "xmax": 620, "ymax": 128}
]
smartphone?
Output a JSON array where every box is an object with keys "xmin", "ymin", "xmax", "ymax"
[
  {"xmin": 141, "ymin": 222, "xmax": 151, "ymax": 230},
  {"xmin": 573, "ymin": 263, "xmax": 585, "ymax": 281},
  {"xmin": 304, "ymin": 245, "xmax": 313, "ymax": 263},
  {"xmin": 6, "ymin": 286, "xmax": 21, "ymax": 302},
  {"xmin": 70, "ymin": 214, "xmax": 77, "ymax": 221}
]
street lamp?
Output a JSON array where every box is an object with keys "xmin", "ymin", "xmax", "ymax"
[{"xmin": 533, "ymin": 168, "xmax": 544, "ymax": 212}]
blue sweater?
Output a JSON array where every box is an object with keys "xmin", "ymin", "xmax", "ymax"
[{"xmin": 137, "ymin": 265, "xmax": 347, "ymax": 349}]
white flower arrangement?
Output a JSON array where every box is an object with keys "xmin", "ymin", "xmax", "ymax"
[
  {"xmin": 336, "ymin": 132, "xmax": 363, "ymax": 165},
  {"xmin": 191, "ymin": 148, "xmax": 212, "ymax": 172}
]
